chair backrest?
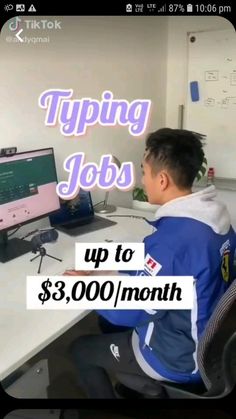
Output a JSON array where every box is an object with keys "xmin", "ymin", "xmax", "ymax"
[{"xmin": 197, "ymin": 279, "xmax": 236, "ymax": 394}]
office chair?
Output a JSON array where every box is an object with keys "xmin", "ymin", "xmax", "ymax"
[
  {"xmin": 3, "ymin": 359, "xmax": 50, "ymax": 398},
  {"xmin": 116, "ymin": 279, "xmax": 236, "ymax": 399}
]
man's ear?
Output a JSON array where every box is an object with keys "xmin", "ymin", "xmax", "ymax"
[{"xmin": 159, "ymin": 171, "xmax": 169, "ymax": 191}]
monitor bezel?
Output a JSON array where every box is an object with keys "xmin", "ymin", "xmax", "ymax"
[{"xmin": 0, "ymin": 147, "xmax": 60, "ymax": 234}]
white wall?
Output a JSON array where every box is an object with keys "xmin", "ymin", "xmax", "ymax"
[
  {"xmin": 166, "ymin": 16, "xmax": 236, "ymax": 228},
  {"xmin": 0, "ymin": 16, "xmax": 168, "ymax": 208}
]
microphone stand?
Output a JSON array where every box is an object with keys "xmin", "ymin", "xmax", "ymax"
[{"xmin": 30, "ymin": 246, "xmax": 62, "ymax": 274}]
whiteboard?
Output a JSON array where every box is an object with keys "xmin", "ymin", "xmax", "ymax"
[{"xmin": 185, "ymin": 29, "xmax": 236, "ymax": 178}]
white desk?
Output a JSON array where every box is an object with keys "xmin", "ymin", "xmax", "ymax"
[{"xmin": 0, "ymin": 207, "xmax": 154, "ymax": 381}]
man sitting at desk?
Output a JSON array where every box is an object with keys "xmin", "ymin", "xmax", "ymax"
[{"xmin": 64, "ymin": 128, "xmax": 236, "ymax": 398}]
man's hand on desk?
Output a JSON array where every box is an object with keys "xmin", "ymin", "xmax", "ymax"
[
  {"xmin": 63, "ymin": 270, "xmax": 119, "ymax": 276},
  {"xmin": 63, "ymin": 270, "xmax": 91, "ymax": 276}
]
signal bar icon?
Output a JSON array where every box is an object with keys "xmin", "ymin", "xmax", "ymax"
[{"xmin": 157, "ymin": 4, "xmax": 166, "ymax": 13}]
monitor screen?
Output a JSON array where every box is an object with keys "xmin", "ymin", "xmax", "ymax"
[{"xmin": 0, "ymin": 148, "xmax": 60, "ymax": 232}]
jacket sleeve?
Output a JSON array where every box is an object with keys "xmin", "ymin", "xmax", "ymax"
[{"xmin": 97, "ymin": 242, "xmax": 174, "ymax": 327}]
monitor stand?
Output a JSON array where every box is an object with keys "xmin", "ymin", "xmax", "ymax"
[{"xmin": 0, "ymin": 232, "xmax": 32, "ymax": 263}]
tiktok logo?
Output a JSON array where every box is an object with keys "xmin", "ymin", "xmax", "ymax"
[{"xmin": 9, "ymin": 17, "xmax": 22, "ymax": 32}]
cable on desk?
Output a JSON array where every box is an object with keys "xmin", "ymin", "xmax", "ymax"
[
  {"xmin": 7, "ymin": 226, "xmax": 21, "ymax": 238},
  {"xmin": 20, "ymin": 229, "xmax": 39, "ymax": 240},
  {"xmin": 93, "ymin": 200, "xmax": 105, "ymax": 208},
  {"xmin": 20, "ymin": 227, "xmax": 57, "ymax": 240},
  {"xmin": 106, "ymin": 214, "xmax": 148, "ymax": 221}
]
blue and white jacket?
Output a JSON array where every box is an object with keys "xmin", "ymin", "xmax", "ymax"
[{"xmin": 97, "ymin": 186, "xmax": 236, "ymax": 383}]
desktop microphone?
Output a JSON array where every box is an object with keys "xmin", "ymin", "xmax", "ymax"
[{"xmin": 31, "ymin": 229, "xmax": 59, "ymax": 252}]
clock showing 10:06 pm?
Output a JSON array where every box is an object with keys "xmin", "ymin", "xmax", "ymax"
[{"xmin": 195, "ymin": 3, "xmax": 231, "ymax": 14}]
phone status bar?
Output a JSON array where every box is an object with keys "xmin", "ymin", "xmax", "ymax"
[{"xmin": 125, "ymin": 3, "xmax": 232, "ymax": 15}]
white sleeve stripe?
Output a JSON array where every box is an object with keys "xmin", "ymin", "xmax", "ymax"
[
  {"xmin": 145, "ymin": 309, "xmax": 157, "ymax": 315},
  {"xmin": 191, "ymin": 282, "xmax": 199, "ymax": 373}
]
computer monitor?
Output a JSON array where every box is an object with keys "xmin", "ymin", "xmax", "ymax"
[{"xmin": 0, "ymin": 148, "xmax": 60, "ymax": 262}]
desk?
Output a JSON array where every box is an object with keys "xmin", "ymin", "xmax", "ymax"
[{"xmin": 0, "ymin": 207, "xmax": 154, "ymax": 381}]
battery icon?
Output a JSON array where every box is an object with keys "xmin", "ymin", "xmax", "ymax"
[{"xmin": 187, "ymin": 4, "xmax": 193, "ymax": 12}]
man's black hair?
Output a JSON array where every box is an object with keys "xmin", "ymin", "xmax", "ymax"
[{"xmin": 144, "ymin": 128, "xmax": 205, "ymax": 189}]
